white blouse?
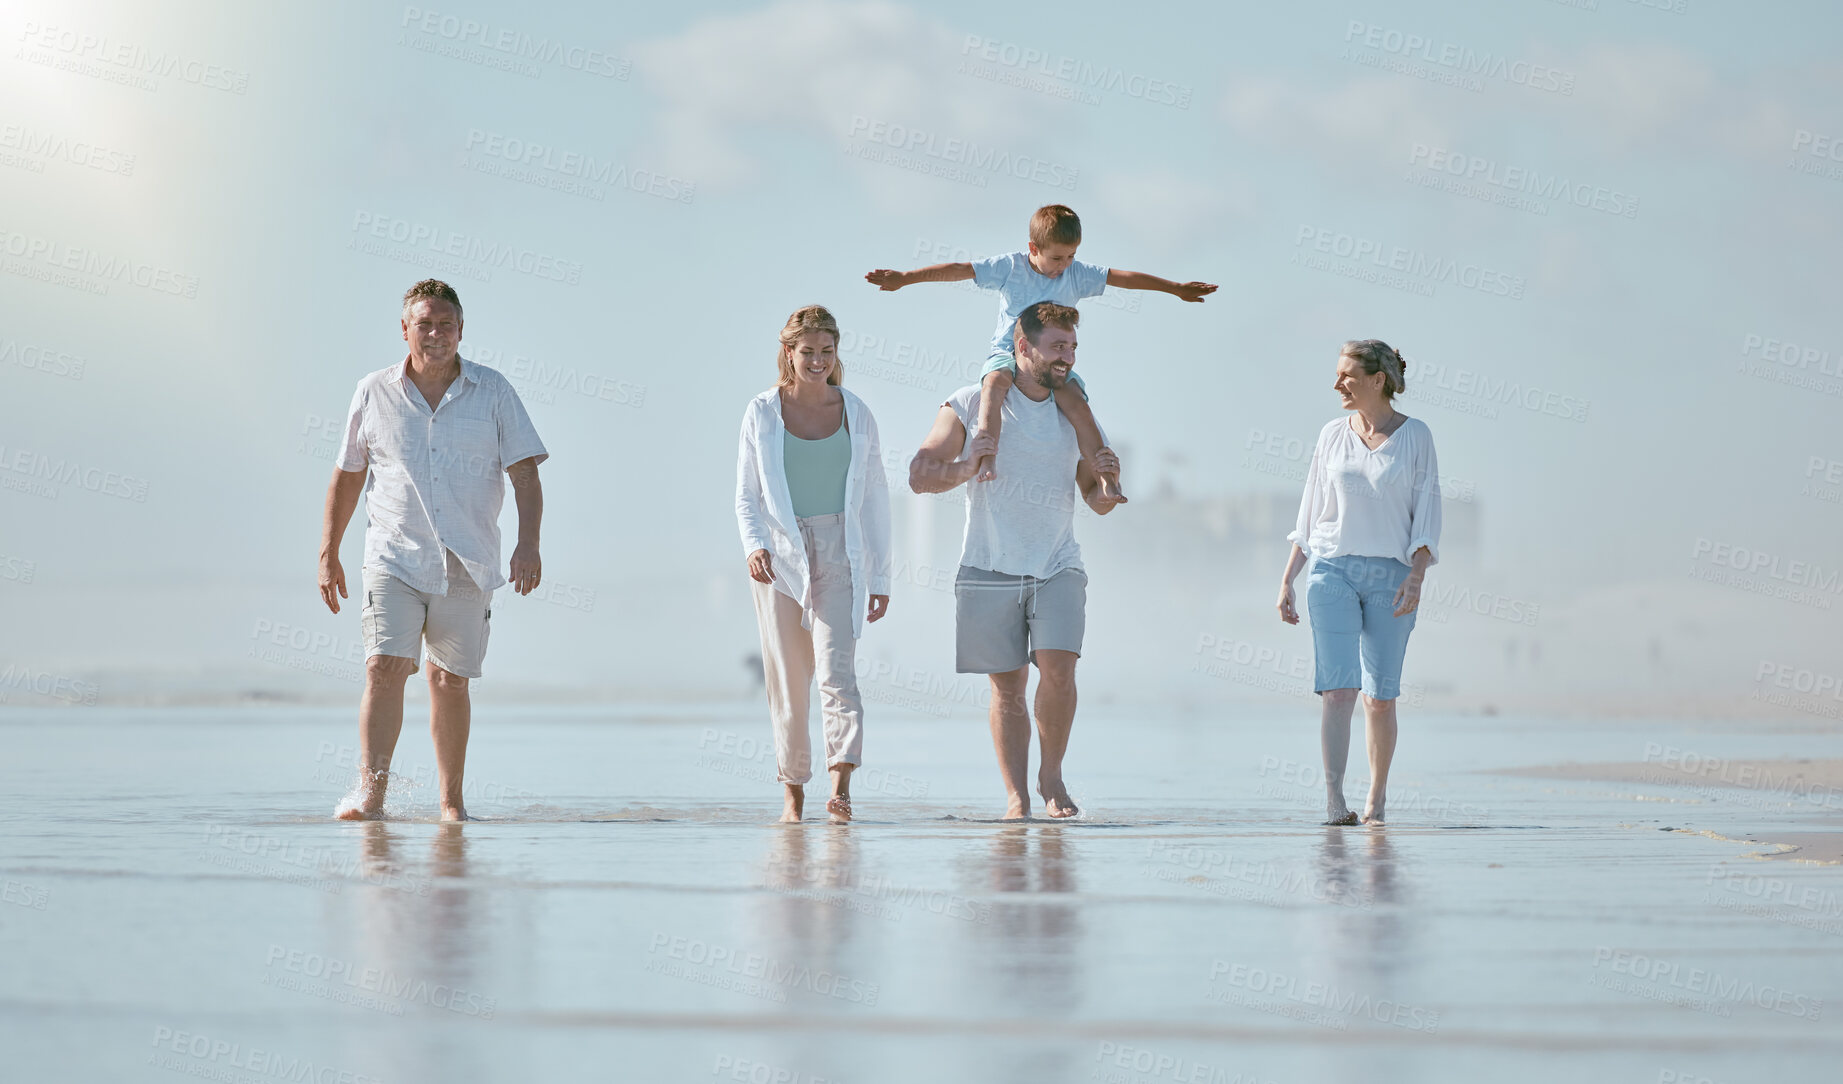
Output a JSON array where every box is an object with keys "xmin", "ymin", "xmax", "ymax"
[{"xmin": 1288, "ymin": 415, "xmax": 1442, "ymax": 567}]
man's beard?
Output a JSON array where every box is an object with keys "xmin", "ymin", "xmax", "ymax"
[{"xmin": 1024, "ymin": 361, "xmax": 1069, "ymax": 390}]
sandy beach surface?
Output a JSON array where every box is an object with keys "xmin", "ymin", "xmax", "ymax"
[{"xmin": 1, "ymin": 705, "xmax": 1838, "ymax": 1082}]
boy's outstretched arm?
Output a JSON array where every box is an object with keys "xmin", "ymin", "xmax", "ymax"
[
  {"xmin": 866, "ymin": 262, "xmax": 975, "ymax": 291},
  {"xmin": 1105, "ymin": 269, "xmax": 1218, "ymax": 303}
]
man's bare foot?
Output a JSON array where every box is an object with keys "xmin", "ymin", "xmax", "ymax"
[
  {"xmin": 441, "ymin": 805, "xmax": 471, "ymax": 822},
  {"xmin": 1037, "ymin": 778, "xmax": 1078, "ymax": 819},
  {"xmin": 781, "ymin": 783, "xmax": 805, "ymax": 823},
  {"xmin": 1363, "ymin": 794, "xmax": 1385, "ymax": 825},
  {"xmin": 334, "ymin": 772, "xmax": 387, "ymax": 820},
  {"xmin": 826, "ymin": 795, "xmax": 852, "ymax": 823},
  {"xmin": 974, "ymin": 454, "xmax": 998, "ymax": 483},
  {"xmin": 334, "ymin": 800, "xmax": 376, "ymax": 821},
  {"xmin": 1324, "ymin": 810, "xmax": 1359, "ymax": 826},
  {"xmin": 1002, "ymin": 796, "xmax": 1030, "ymax": 820}
]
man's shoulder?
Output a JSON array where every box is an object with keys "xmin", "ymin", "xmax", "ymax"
[
  {"xmin": 462, "ymin": 358, "xmax": 515, "ymax": 394},
  {"xmin": 353, "ymin": 363, "xmax": 401, "ymax": 392},
  {"xmin": 944, "ymin": 384, "xmax": 982, "ymax": 416}
]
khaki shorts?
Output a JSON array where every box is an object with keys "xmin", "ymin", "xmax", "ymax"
[
  {"xmin": 361, "ymin": 552, "xmax": 492, "ymax": 678},
  {"xmin": 954, "ymin": 565, "xmax": 1087, "ymax": 674}
]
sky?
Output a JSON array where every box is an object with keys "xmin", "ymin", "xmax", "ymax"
[{"xmin": 2, "ymin": 0, "xmax": 1839, "ymax": 713}]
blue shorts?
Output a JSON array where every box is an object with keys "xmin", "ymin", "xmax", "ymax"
[
  {"xmin": 982, "ymin": 349, "xmax": 1088, "ymax": 396},
  {"xmin": 1304, "ymin": 554, "xmax": 1417, "ymax": 700}
]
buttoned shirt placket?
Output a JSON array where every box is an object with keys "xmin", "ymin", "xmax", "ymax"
[{"xmin": 414, "ymin": 373, "xmax": 468, "ymax": 596}]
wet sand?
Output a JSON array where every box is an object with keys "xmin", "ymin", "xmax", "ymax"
[
  {"xmin": 1, "ymin": 706, "xmax": 1839, "ymax": 1082},
  {"xmin": 1502, "ymin": 756, "xmax": 1843, "ymax": 863}
]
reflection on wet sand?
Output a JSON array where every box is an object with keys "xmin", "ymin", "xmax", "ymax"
[
  {"xmin": 971, "ymin": 824, "xmax": 1084, "ymax": 1080},
  {"xmin": 343, "ymin": 823, "xmax": 492, "ymax": 1082}
]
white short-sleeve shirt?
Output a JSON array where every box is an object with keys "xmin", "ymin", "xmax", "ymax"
[
  {"xmin": 337, "ymin": 356, "xmax": 548, "ymax": 595},
  {"xmin": 971, "ymin": 251, "xmax": 1110, "ymax": 355},
  {"xmin": 1288, "ymin": 415, "xmax": 1442, "ymax": 567}
]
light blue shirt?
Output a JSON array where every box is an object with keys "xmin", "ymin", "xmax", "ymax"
[{"xmin": 971, "ymin": 251, "xmax": 1111, "ymax": 355}]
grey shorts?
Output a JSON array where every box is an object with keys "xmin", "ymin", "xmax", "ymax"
[
  {"xmin": 954, "ymin": 565, "xmax": 1087, "ymax": 674},
  {"xmin": 361, "ymin": 552, "xmax": 492, "ymax": 679}
]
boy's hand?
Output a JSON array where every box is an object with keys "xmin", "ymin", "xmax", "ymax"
[
  {"xmin": 1173, "ymin": 281, "xmax": 1218, "ymax": 303},
  {"xmin": 865, "ymin": 269, "xmax": 908, "ymax": 291}
]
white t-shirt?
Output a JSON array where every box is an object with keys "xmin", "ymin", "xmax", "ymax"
[
  {"xmin": 946, "ymin": 383, "xmax": 1087, "ymax": 579},
  {"xmin": 1288, "ymin": 415, "xmax": 1442, "ymax": 567},
  {"xmin": 971, "ymin": 251, "xmax": 1110, "ymax": 355}
]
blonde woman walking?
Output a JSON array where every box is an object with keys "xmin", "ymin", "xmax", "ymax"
[{"xmin": 735, "ymin": 305, "xmax": 893, "ymax": 823}]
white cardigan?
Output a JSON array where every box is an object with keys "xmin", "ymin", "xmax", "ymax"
[{"xmin": 735, "ymin": 386, "xmax": 893, "ymax": 639}]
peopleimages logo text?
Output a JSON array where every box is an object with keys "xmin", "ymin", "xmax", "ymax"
[
  {"xmin": 846, "ymin": 116, "xmax": 1079, "ymax": 191},
  {"xmin": 1344, "ymin": 21, "xmax": 1574, "ymax": 94}
]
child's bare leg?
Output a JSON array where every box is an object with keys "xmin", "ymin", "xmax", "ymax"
[
  {"xmin": 975, "ymin": 367, "xmax": 1013, "ymax": 482},
  {"xmin": 1053, "ymin": 384, "xmax": 1125, "ymax": 503}
]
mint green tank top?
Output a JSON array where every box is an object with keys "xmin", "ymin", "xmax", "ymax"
[{"xmin": 783, "ymin": 423, "xmax": 850, "ymax": 517}]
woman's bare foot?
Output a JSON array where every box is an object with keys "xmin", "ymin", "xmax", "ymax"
[
  {"xmin": 440, "ymin": 805, "xmax": 472, "ymax": 822},
  {"xmin": 1324, "ymin": 810, "xmax": 1359, "ymax": 826},
  {"xmin": 781, "ymin": 783, "xmax": 805, "ymax": 823},
  {"xmin": 1002, "ymin": 795, "xmax": 1030, "ymax": 820},
  {"xmin": 1363, "ymin": 793, "xmax": 1386, "ymax": 826},
  {"xmin": 1037, "ymin": 777, "xmax": 1078, "ymax": 819}
]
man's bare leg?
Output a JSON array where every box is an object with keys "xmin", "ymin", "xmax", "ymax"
[
  {"xmin": 1032, "ymin": 649, "xmax": 1079, "ymax": 818},
  {"xmin": 988, "ymin": 667, "xmax": 1032, "ymax": 819},
  {"xmin": 974, "ymin": 368, "xmax": 1014, "ymax": 482},
  {"xmin": 428, "ymin": 662, "xmax": 472, "ymax": 822},
  {"xmin": 1362, "ymin": 695, "xmax": 1399, "ymax": 825},
  {"xmin": 1320, "ymin": 688, "xmax": 1360, "ymax": 825},
  {"xmin": 781, "ymin": 783, "xmax": 804, "ymax": 823},
  {"xmin": 336, "ymin": 654, "xmax": 418, "ymax": 820},
  {"xmin": 827, "ymin": 763, "xmax": 854, "ymax": 822},
  {"xmin": 1052, "ymin": 385, "xmax": 1124, "ymax": 505}
]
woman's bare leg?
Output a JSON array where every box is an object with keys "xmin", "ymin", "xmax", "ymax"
[{"xmin": 1320, "ymin": 688, "xmax": 1360, "ymax": 825}]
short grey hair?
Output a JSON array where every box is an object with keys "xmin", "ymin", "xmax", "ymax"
[
  {"xmin": 402, "ymin": 279, "xmax": 462, "ymax": 320},
  {"xmin": 1342, "ymin": 339, "xmax": 1405, "ymax": 399}
]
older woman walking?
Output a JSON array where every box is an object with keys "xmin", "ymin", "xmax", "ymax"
[
  {"xmin": 736, "ymin": 305, "xmax": 893, "ymax": 823},
  {"xmin": 1277, "ymin": 340, "xmax": 1442, "ymax": 826}
]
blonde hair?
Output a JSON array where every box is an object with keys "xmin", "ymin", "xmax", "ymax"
[
  {"xmin": 1341, "ymin": 339, "xmax": 1406, "ymax": 399},
  {"xmin": 776, "ymin": 304, "xmax": 843, "ymax": 387}
]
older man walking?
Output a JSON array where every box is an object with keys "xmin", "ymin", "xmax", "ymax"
[
  {"xmin": 317, "ymin": 279, "xmax": 548, "ymax": 821},
  {"xmin": 908, "ymin": 301, "xmax": 1122, "ymax": 819}
]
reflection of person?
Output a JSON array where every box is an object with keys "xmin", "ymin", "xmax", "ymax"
[
  {"xmin": 866, "ymin": 203, "xmax": 1215, "ymax": 501},
  {"xmin": 317, "ymin": 279, "xmax": 548, "ymax": 821},
  {"xmin": 1277, "ymin": 340, "xmax": 1442, "ymax": 826},
  {"xmin": 908, "ymin": 302, "xmax": 1122, "ymax": 819},
  {"xmin": 735, "ymin": 305, "xmax": 893, "ymax": 824}
]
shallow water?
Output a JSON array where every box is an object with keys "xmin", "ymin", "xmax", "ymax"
[{"xmin": 2, "ymin": 706, "xmax": 1839, "ymax": 1082}]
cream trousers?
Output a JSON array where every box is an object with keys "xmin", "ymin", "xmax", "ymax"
[{"xmin": 749, "ymin": 513, "xmax": 864, "ymax": 785}]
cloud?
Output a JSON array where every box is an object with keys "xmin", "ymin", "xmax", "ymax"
[
  {"xmin": 1086, "ymin": 165, "xmax": 1255, "ymax": 257},
  {"xmin": 633, "ymin": 0, "xmax": 1067, "ymax": 192},
  {"xmin": 1221, "ymin": 39, "xmax": 1819, "ymax": 166},
  {"xmin": 1220, "ymin": 72, "xmax": 1454, "ymax": 166}
]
